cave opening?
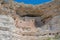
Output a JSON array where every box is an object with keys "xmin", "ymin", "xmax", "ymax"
[{"xmin": 20, "ymin": 14, "xmax": 44, "ymax": 28}]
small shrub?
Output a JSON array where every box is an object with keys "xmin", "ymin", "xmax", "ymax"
[
  {"xmin": 47, "ymin": 37, "xmax": 51, "ymax": 40},
  {"xmin": 55, "ymin": 34, "xmax": 60, "ymax": 39}
]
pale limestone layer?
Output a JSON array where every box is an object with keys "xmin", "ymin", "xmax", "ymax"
[
  {"xmin": 41, "ymin": 15, "xmax": 60, "ymax": 34},
  {"xmin": 0, "ymin": 15, "xmax": 52, "ymax": 40},
  {"xmin": 0, "ymin": 15, "xmax": 21, "ymax": 40},
  {"xmin": 49, "ymin": 15, "xmax": 60, "ymax": 32},
  {"xmin": 0, "ymin": 15, "xmax": 56, "ymax": 40}
]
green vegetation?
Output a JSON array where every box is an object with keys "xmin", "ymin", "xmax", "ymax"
[
  {"xmin": 54, "ymin": 34, "xmax": 60, "ymax": 39},
  {"xmin": 47, "ymin": 37, "xmax": 51, "ymax": 40}
]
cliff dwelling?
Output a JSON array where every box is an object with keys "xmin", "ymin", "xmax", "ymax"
[{"xmin": 0, "ymin": 0, "xmax": 60, "ymax": 40}]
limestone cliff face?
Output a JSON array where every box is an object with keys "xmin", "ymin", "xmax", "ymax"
[
  {"xmin": 16, "ymin": 0, "xmax": 60, "ymax": 16},
  {"xmin": 0, "ymin": 0, "xmax": 60, "ymax": 23},
  {"xmin": 0, "ymin": 15, "xmax": 60, "ymax": 40},
  {"xmin": 0, "ymin": 0, "xmax": 60, "ymax": 40},
  {"xmin": 0, "ymin": 15, "xmax": 18, "ymax": 40},
  {"xmin": 15, "ymin": 0, "xmax": 60, "ymax": 27}
]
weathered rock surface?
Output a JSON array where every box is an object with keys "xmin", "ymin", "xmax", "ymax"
[
  {"xmin": 41, "ymin": 15, "xmax": 60, "ymax": 35},
  {"xmin": 0, "ymin": 0, "xmax": 60, "ymax": 40},
  {"xmin": 0, "ymin": 15, "xmax": 20, "ymax": 40},
  {"xmin": 0, "ymin": 15, "xmax": 53, "ymax": 40},
  {"xmin": 49, "ymin": 15, "xmax": 60, "ymax": 32}
]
